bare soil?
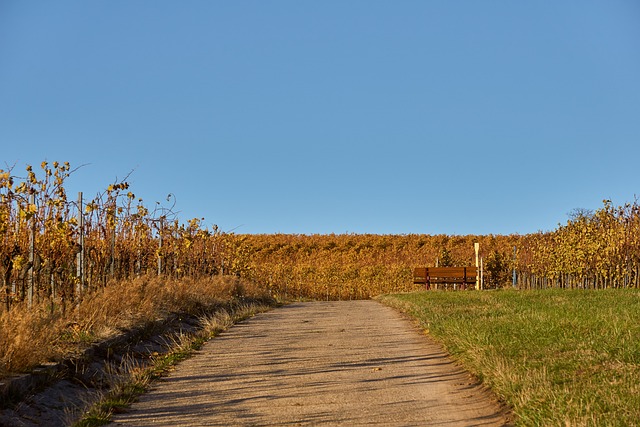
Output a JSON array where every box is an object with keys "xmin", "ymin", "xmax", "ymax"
[{"xmin": 109, "ymin": 300, "xmax": 511, "ymax": 426}]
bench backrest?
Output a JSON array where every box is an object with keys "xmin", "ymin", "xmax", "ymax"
[{"xmin": 413, "ymin": 267, "xmax": 477, "ymax": 284}]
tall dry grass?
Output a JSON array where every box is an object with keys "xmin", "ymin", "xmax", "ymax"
[{"xmin": 0, "ymin": 275, "xmax": 273, "ymax": 377}]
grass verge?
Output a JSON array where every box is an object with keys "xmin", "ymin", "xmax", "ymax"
[
  {"xmin": 72, "ymin": 302, "xmax": 272, "ymax": 427},
  {"xmin": 0, "ymin": 275, "xmax": 272, "ymax": 377},
  {"xmin": 378, "ymin": 289, "xmax": 640, "ymax": 426}
]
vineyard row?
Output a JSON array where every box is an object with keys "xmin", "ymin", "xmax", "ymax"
[{"xmin": 2, "ymin": 163, "xmax": 639, "ymax": 313}]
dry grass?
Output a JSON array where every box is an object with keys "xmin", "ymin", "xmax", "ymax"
[
  {"xmin": 0, "ymin": 275, "xmax": 273, "ymax": 377},
  {"xmin": 72, "ymin": 301, "xmax": 273, "ymax": 426}
]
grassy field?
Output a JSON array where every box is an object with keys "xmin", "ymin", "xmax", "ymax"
[{"xmin": 378, "ymin": 289, "xmax": 640, "ymax": 426}]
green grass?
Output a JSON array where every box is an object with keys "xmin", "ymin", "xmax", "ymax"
[{"xmin": 378, "ymin": 289, "xmax": 640, "ymax": 426}]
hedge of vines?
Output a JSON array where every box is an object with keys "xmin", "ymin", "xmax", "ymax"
[{"xmin": 2, "ymin": 162, "xmax": 638, "ymax": 311}]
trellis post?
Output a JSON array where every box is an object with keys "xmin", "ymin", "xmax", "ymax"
[
  {"xmin": 512, "ymin": 246, "xmax": 517, "ymax": 288},
  {"xmin": 157, "ymin": 217, "xmax": 164, "ymax": 276},
  {"xmin": 76, "ymin": 192, "xmax": 85, "ymax": 295},
  {"xmin": 27, "ymin": 193, "xmax": 35, "ymax": 307}
]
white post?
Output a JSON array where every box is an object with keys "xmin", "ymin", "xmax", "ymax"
[{"xmin": 474, "ymin": 242, "xmax": 480, "ymax": 290}]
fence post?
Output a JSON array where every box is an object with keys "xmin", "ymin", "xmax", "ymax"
[
  {"xmin": 474, "ymin": 242, "xmax": 480, "ymax": 290},
  {"xmin": 512, "ymin": 246, "xmax": 517, "ymax": 288},
  {"xmin": 157, "ymin": 218, "xmax": 163, "ymax": 276},
  {"xmin": 76, "ymin": 192, "xmax": 85, "ymax": 296},
  {"xmin": 27, "ymin": 193, "xmax": 35, "ymax": 308},
  {"xmin": 110, "ymin": 216, "xmax": 115, "ymax": 278}
]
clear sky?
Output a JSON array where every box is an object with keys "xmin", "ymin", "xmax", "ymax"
[{"xmin": 1, "ymin": 1, "xmax": 639, "ymax": 235}]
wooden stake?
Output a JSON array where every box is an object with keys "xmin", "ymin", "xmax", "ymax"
[
  {"xmin": 76, "ymin": 192, "xmax": 85, "ymax": 297},
  {"xmin": 474, "ymin": 242, "xmax": 480, "ymax": 290},
  {"xmin": 27, "ymin": 193, "xmax": 35, "ymax": 308}
]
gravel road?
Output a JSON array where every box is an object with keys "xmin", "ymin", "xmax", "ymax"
[{"xmin": 109, "ymin": 300, "xmax": 510, "ymax": 426}]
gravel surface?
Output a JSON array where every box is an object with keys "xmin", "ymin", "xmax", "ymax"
[{"xmin": 110, "ymin": 300, "xmax": 511, "ymax": 426}]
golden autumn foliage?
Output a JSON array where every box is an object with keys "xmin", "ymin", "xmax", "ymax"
[
  {"xmin": 233, "ymin": 199, "xmax": 640, "ymax": 296},
  {"xmin": 0, "ymin": 163, "xmax": 239, "ymax": 313},
  {"xmin": 236, "ymin": 233, "xmax": 521, "ymax": 299},
  {"xmin": 1, "ymin": 161, "xmax": 639, "ymax": 316}
]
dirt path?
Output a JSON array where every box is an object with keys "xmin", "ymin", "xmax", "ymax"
[{"xmin": 109, "ymin": 301, "xmax": 510, "ymax": 426}]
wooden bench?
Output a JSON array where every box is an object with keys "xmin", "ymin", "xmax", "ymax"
[{"xmin": 413, "ymin": 267, "xmax": 477, "ymax": 290}]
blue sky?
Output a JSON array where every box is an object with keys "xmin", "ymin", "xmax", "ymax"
[{"xmin": 1, "ymin": 1, "xmax": 639, "ymax": 235}]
